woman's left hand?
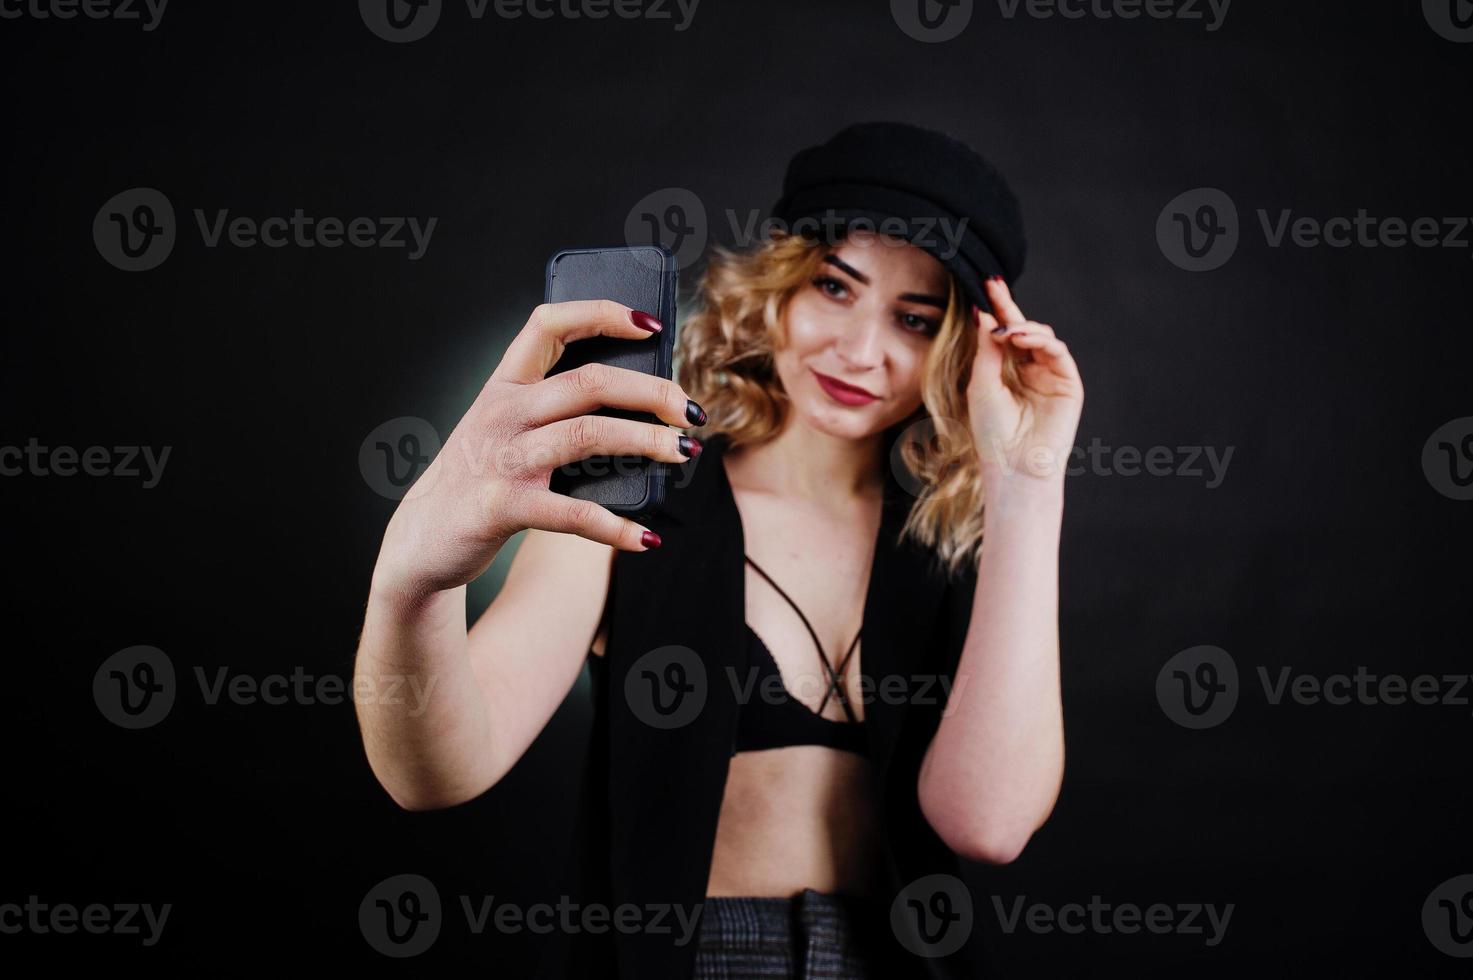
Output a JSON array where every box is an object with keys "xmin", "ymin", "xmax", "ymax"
[{"xmin": 965, "ymin": 276, "xmax": 1084, "ymax": 492}]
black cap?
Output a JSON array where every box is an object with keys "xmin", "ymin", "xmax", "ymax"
[{"xmin": 770, "ymin": 121, "xmax": 1026, "ymax": 314}]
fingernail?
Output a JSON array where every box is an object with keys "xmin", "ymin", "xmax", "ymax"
[
  {"xmin": 988, "ymin": 275, "xmax": 1005, "ymax": 283},
  {"xmin": 630, "ymin": 310, "xmax": 663, "ymax": 333},
  {"xmin": 685, "ymin": 399, "xmax": 707, "ymax": 426},
  {"xmin": 641, "ymin": 529, "xmax": 662, "ymax": 549},
  {"xmin": 678, "ymin": 435, "xmax": 702, "ymax": 458},
  {"xmin": 991, "ymin": 325, "xmax": 1008, "ymax": 335}
]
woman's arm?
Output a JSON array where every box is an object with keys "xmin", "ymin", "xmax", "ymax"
[
  {"xmin": 356, "ymin": 530, "xmax": 611, "ymax": 811},
  {"xmin": 917, "ymin": 276, "xmax": 1081, "ymax": 864},
  {"xmin": 917, "ymin": 482, "xmax": 1065, "ymax": 864},
  {"xmin": 352, "ymin": 300, "xmax": 701, "ymax": 811}
]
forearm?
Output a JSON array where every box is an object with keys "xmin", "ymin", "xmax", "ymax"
[
  {"xmin": 918, "ymin": 480, "xmax": 1066, "ymax": 863},
  {"xmin": 354, "ymin": 575, "xmax": 499, "ymax": 810}
]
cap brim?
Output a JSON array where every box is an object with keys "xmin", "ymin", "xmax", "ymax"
[{"xmin": 774, "ymin": 202, "xmax": 1007, "ymax": 315}]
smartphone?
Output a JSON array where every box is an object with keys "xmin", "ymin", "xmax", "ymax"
[{"xmin": 544, "ymin": 245, "xmax": 678, "ymax": 517}]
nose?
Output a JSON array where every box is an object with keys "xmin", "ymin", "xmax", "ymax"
[{"xmin": 833, "ymin": 312, "xmax": 886, "ymax": 371}]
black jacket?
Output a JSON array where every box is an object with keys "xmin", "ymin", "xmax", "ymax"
[{"xmin": 561, "ymin": 428, "xmax": 987, "ymax": 979}]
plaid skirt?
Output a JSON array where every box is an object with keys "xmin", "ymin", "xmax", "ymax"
[{"xmin": 691, "ymin": 888, "xmax": 887, "ymax": 980}]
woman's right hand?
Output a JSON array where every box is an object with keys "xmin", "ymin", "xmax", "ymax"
[{"xmin": 371, "ymin": 299, "xmax": 705, "ymax": 604}]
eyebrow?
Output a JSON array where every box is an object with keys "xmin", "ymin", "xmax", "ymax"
[
  {"xmin": 823, "ymin": 255, "xmax": 948, "ymax": 310},
  {"xmin": 823, "ymin": 255, "xmax": 870, "ymax": 284},
  {"xmin": 898, "ymin": 292, "xmax": 948, "ymax": 309}
]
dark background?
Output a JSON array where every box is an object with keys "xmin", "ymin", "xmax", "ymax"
[{"xmin": 3, "ymin": 0, "xmax": 1470, "ymax": 975}]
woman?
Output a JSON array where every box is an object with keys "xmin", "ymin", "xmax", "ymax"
[{"xmin": 354, "ymin": 121, "xmax": 1081, "ymax": 979}]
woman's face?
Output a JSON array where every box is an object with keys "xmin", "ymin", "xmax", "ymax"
[{"xmin": 774, "ymin": 232, "xmax": 951, "ymax": 442}]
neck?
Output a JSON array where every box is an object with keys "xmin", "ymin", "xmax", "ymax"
[{"xmin": 734, "ymin": 419, "xmax": 887, "ymax": 503}]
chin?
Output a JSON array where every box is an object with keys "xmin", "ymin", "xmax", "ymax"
[{"xmin": 790, "ymin": 392, "xmax": 894, "ymax": 443}]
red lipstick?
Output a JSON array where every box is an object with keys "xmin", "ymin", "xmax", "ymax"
[{"xmin": 811, "ymin": 369, "xmax": 879, "ymax": 407}]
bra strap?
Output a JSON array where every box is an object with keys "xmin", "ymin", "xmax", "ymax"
[{"xmin": 744, "ymin": 554, "xmax": 861, "ymax": 724}]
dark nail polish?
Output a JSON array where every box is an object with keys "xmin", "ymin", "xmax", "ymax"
[
  {"xmin": 678, "ymin": 435, "xmax": 702, "ymax": 458},
  {"xmin": 630, "ymin": 310, "xmax": 662, "ymax": 333},
  {"xmin": 989, "ymin": 275, "xmax": 1005, "ymax": 283},
  {"xmin": 991, "ymin": 325, "xmax": 1008, "ymax": 335},
  {"xmin": 685, "ymin": 399, "xmax": 707, "ymax": 426},
  {"xmin": 641, "ymin": 529, "xmax": 662, "ymax": 549}
]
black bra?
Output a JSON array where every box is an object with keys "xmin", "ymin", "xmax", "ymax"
[
  {"xmin": 731, "ymin": 554, "xmax": 866, "ymax": 757},
  {"xmin": 587, "ymin": 556, "xmax": 867, "ymax": 756}
]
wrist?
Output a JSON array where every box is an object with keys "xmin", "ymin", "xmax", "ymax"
[{"xmin": 982, "ymin": 474, "xmax": 1065, "ymax": 519}]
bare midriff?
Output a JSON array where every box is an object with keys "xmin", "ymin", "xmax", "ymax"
[{"xmin": 705, "ymin": 745, "xmax": 883, "ymax": 898}]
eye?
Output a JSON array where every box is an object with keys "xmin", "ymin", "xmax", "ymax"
[
  {"xmin": 898, "ymin": 311, "xmax": 941, "ymax": 336},
  {"xmin": 812, "ymin": 275, "xmax": 851, "ymax": 301}
]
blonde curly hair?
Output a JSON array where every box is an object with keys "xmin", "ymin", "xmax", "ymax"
[{"xmin": 676, "ymin": 231, "xmax": 1021, "ymax": 576}]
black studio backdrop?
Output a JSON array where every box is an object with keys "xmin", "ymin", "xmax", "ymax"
[{"xmin": 2, "ymin": 1, "xmax": 1470, "ymax": 975}]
